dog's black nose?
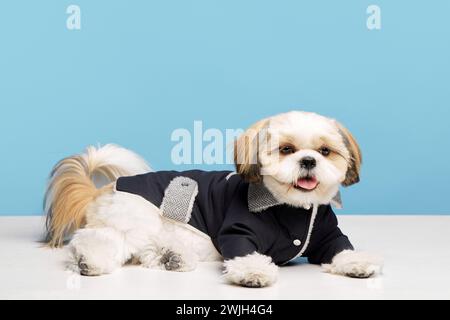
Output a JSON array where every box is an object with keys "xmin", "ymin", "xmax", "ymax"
[{"xmin": 300, "ymin": 156, "xmax": 316, "ymax": 170}]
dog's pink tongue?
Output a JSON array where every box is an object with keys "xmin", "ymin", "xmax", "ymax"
[{"xmin": 297, "ymin": 177, "xmax": 318, "ymax": 190}]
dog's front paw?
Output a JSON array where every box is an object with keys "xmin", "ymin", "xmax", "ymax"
[
  {"xmin": 322, "ymin": 250, "xmax": 383, "ymax": 279},
  {"xmin": 223, "ymin": 252, "xmax": 278, "ymax": 288}
]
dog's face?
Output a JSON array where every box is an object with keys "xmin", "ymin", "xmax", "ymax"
[{"xmin": 234, "ymin": 111, "xmax": 362, "ymax": 207}]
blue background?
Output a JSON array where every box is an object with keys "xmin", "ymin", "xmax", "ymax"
[{"xmin": 1, "ymin": 1, "xmax": 449, "ymax": 215}]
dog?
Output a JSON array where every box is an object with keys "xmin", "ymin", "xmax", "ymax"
[{"xmin": 44, "ymin": 111, "xmax": 382, "ymax": 287}]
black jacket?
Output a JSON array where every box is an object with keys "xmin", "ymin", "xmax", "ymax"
[{"xmin": 116, "ymin": 170, "xmax": 353, "ymax": 265}]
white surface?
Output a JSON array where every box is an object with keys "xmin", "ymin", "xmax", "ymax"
[{"xmin": 0, "ymin": 216, "xmax": 449, "ymax": 300}]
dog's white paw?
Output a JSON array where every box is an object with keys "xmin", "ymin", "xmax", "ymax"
[
  {"xmin": 138, "ymin": 244, "xmax": 198, "ymax": 272},
  {"xmin": 223, "ymin": 252, "xmax": 278, "ymax": 288},
  {"xmin": 68, "ymin": 246, "xmax": 118, "ymax": 276},
  {"xmin": 322, "ymin": 250, "xmax": 383, "ymax": 278},
  {"xmin": 68, "ymin": 228, "xmax": 124, "ymax": 276}
]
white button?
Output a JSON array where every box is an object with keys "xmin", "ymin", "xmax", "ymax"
[{"xmin": 293, "ymin": 239, "xmax": 301, "ymax": 246}]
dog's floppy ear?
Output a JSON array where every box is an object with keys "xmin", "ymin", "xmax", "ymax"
[
  {"xmin": 335, "ymin": 121, "xmax": 362, "ymax": 187},
  {"xmin": 234, "ymin": 119, "xmax": 269, "ymax": 183}
]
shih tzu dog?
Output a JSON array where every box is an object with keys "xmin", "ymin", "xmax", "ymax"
[{"xmin": 45, "ymin": 111, "xmax": 382, "ymax": 287}]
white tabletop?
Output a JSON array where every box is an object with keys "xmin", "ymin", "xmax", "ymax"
[{"xmin": 1, "ymin": 215, "xmax": 449, "ymax": 300}]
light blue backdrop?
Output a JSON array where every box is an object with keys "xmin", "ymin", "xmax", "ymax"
[{"xmin": 1, "ymin": 1, "xmax": 449, "ymax": 215}]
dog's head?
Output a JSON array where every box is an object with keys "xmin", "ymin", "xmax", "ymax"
[{"xmin": 234, "ymin": 111, "xmax": 362, "ymax": 207}]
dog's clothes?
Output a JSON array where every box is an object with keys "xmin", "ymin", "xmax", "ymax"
[{"xmin": 116, "ymin": 170, "xmax": 353, "ymax": 265}]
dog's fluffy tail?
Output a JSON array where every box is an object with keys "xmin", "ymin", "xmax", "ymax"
[{"xmin": 44, "ymin": 144, "xmax": 151, "ymax": 247}]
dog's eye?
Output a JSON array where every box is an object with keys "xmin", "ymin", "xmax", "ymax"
[
  {"xmin": 319, "ymin": 147, "xmax": 331, "ymax": 156},
  {"xmin": 279, "ymin": 145, "xmax": 296, "ymax": 155}
]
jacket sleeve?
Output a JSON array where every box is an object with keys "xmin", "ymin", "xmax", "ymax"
[
  {"xmin": 307, "ymin": 205, "xmax": 354, "ymax": 264},
  {"xmin": 216, "ymin": 222, "xmax": 260, "ymax": 260},
  {"xmin": 215, "ymin": 184, "xmax": 271, "ymax": 260}
]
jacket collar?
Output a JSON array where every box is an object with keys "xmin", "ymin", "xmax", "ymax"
[
  {"xmin": 248, "ymin": 183, "xmax": 280, "ymax": 213},
  {"xmin": 247, "ymin": 182, "xmax": 343, "ymax": 213}
]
